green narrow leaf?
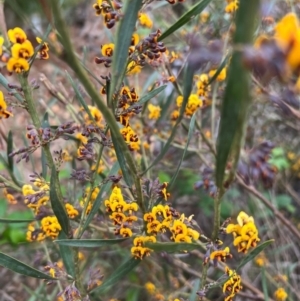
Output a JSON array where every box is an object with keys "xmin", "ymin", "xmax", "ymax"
[
  {"xmin": 0, "ymin": 218, "xmax": 34, "ymax": 223},
  {"xmin": 42, "ymin": 112, "xmax": 49, "ymax": 128},
  {"xmin": 128, "ymin": 85, "xmax": 167, "ymax": 110},
  {"xmin": 169, "ymin": 113, "xmax": 196, "ymax": 188},
  {"xmin": 55, "ymin": 238, "xmax": 129, "ymax": 248},
  {"xmin": 65, "ymin": 71, "xmax": 94, "ymax": 121},
  {"xmin": 190, "ymin": 279, "xmax": 201, "ymax": 301},
  {"xmin": 41, "ymin": 113, "xmax": 50, "ymax": 179},
  {"xmin": 81, "ymin": 162, "xmax": 120, "ymax": 232},
  {"xmin": 159, "ymin": 90, "xmax": 174, "ymax": 122},
  {"xmin": 50, "ymin": 166, "xmax": 70, "ymax": 236},
  {"xmin": 216, "ymin": 0, "xmax": 260, "ymax": 188},
  {"xmin": 91, "ymin": 257, "xmax": 141, "ymax": 294},
  {"xmin": 57, "ymin": 231, "xmax": 75, "ymax": 277},
  {"xmin": 0, "ymin": 252, "xmax": 55, "ymax": 280},
  {"xmin": 2, "ymin": 132, "xmax": 20, "ymax": 188},
  {"xmin": 142, "ymin": 71, "xmax": 160, "ymax": 94},
  {"xmin": 145, "ymin": 242, "xmax": 201, "ymax": 253},
  {"xmin": 142, "ymin": 63, "xmax": 195, "ymax": 175},
  {"xmin": 0, "ymin": 154, "xmax": 9, "ymax": 171},
  {"xmin": 261, "ymin": 268, "xmax": 269, "ymax": 301},
  {"xmin": 109, "ymin": 0, "xmax": 143, "ymax": 102},
  {"xmin": 158, "ymin": 0, "xmax": 212, "ymax": 41},
  {"xmin": 7, "ymin": 131, "xmax": 13, "ymax": 171},
  {"xmin": 41, "ymin": 150, "xmax": 47, "ymax": 180},
  {"xmin": 237, "ymin": 239, "xmax": 274, "ymax": 271},
  {"xmin": 207, "ymin": 56, "xmax": 228, "ymax": 85}
]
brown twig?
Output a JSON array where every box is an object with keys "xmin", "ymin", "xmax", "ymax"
[{"xmin": 0, "ymin": 0, "xmax": 9, "ymax": 46}]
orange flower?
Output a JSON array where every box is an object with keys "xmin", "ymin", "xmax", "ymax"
[{"xmin": 275, "ymin": 13, "xmax": 300, "ymax": 70}]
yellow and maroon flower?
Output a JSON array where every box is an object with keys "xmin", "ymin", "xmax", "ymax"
[
  {"xmin": 7, "ymin": 27, "xmax": 27, "ymax": 44},
  {"xmin": 11, "ymin": 40, "xmax": 34, "ymax": 59},
  {"xmin": 101, "ymin": 43, "xmax": 114, "ymax": 57},
  {"xmin": 0, "ymin": 91, "xmax": 13, "ymax": 119},
  {"xmin": 36, "ymin": 37, "xmax": 49, "ymax": 60},
  {"xmin": 139, "ymin": 13, "xmax": 153, "ymax": 28},
  {"xmin": 7, "ymin": 57, "xmax": 29, "ymax": 73}
]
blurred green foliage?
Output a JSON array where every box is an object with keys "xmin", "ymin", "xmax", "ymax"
[{"xmin": 0, "ymin": 199, "xmax": 32, "ymax": 245}]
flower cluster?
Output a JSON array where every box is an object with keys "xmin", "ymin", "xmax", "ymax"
[
  {"xmin": 147, "ymin": 104, "xmax": 161, "ymax": 120},
  {"xmin": 250, "ymin": 12, "xmax": 300, "ymax": 81},
  {"xmin": 226, "ymin": 211, "xmax": 260, "ymax": 253},
  {"xmin": 139, "ymin": 13, "xmax": 153, "ymax": 29},
  {"xmin": 83, "ymin": 105, "xmax": 105, "ymax": 129},
  {"xmin": 172, "ymin": 94, "xmax": 203, "ymax": 120},
  {"xmin": 44, "ymin": 261, "xmax": 66, "ymax": 279},
  {"xmin": 287, "ymin": 151, "xmax": 300, "ymax": 177},
  {"xmin": 223, "ymin": 266, "xmax": 242, "ymax": 301},
  {"xmin": 120, "ymin": 126, "xmax": 140, "ymax": 151},
  {"xmin": 65, "ymin": 203, "xmax": 79, "ymax": 219},
  {"xmin": 158, "ymin": 182, "xmax": 170, "ymax": 201},
  {"xmin": 209, "ymin": 246, "xmax": 232, "ymax": 266},
  {"xmin": 208, "ymin": 67, "xmax": 227, "ymax": 82},
  {"xmin": 114, "ymin": 85, "xmax": 142, "ymax": 151},
  {"xmin": 104, "ymin": 186, "xmax": 139, "ymax": 237},
  {"xmin": 3, "ymin": 188, "xmax": 17, "ymax": 204},
  {"xmin": 26, "ymin": 222, "xmax": 46, "ymax": 242},
  {"xmin": 274, "ymin": 287, "xmax": 288, "ymax": 301},
  {"xmin": 92, "ymin": 0, "xmax": 122, "ymax": 28},
  {"xmin": 144, "ymin": 205, "xmax": 199, "ymax": 242},
  {"xmin": 27, "ymin": 215, "xmax": 61, "ymax": 241},
  {"xmin": 2, "ymin": 27, "xmax": 48, "ymax": 73},
  {"xmin": 170, "ymin": 217, "xmax": 200, "ymax": 243},
  {"xmin": 22, "ymin": 183, "xmax": 49, "ymax": 214},
  {"xmin": 7, "ymin": 27, "xmax": 33, "ymax": 73},
  {"xmin": 254, "ymin": 252, "xmax": 268, "ymax": 267},
  {"xmin": 144, "ymin": 204, "xmax": 172, "ymax": 235},
  {"xmin": 80, "ymin": 186, "xmax": 100, "ymax": 215},
  {"xmin": 275, "ymin": 13, "xmax": 300, "ymax": 72},
  {"xmin": 131, "ymin": 235, "xmax": 156, "ymax": 260},
  {"xmin": 133, "ymin": 29, "xmax": 166, "ymax": 69},
  {"xmin": 196, "ymin": 74, "xmax": 211, "ymax": 98},
  {"xmin": 41, "ymin": 216, "xmax": 62, "ymax": 239},
  {"xmin": 225, "ymin": 0, "xmax": 239, "ymax": 14},
  {"xmin": 23, "ymin": 175, "xmax": 79, "ymax": 241}
]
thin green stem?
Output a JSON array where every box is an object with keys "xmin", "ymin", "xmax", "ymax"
[
  {"xmin": 195, "ymin": 121, "xmax": 216, "ymax": 157},
  {"xmin": 42, "ymin": 242, "xmax": 64, "ymax": 293},
  {"xmin": 0, "ymin": 174, "xmax": 22, "ymax": 192},
  {"xmin": 75, "ymin": 142, "xmax": 105, "ymax": 239},
  {"xmin": 200, "ymin": 188, "xmax": 224, "ymax": 289}
]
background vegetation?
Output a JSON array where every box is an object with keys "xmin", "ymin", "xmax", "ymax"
[{"xmin": 0, "ymin": 0, "xmax": 299, "ymax": 301}]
